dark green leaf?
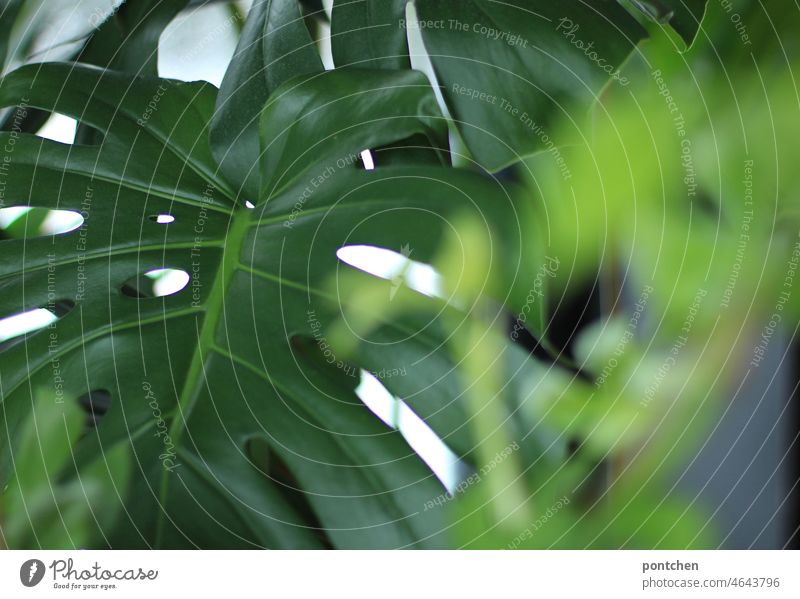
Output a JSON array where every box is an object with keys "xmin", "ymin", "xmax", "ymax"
[
  {"xmin": 0, "ymin": 0, "xmax": 23, "ymax": 68},
  {"xmin": 414, "ymin": 0, "xmax": 647, "ymax": 171},
  {"xmin": 211, "ymin": 0, "xmax": 324, "ymax": 200},
  {"xmin": 299, "ymin": 0, "xmax": 327, "ymax": 21},
  {"xmin": 331, "ymin": 0, "xmax": 410, "ymax": 70},
  {"xmin": 259, "ymin": 68, "xmax": 447, "ymax": 196},
  {"xmin": 79, "ymin": 0, "xmax": 190, "ymax": 75},
  {"xmin": 76, "ymin": 0, "xmax": 189, "ymax": 145}
]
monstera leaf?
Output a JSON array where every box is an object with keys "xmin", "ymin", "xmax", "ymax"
[
  {"xmin": 0, "ymin": 57, "xmax": 527, "ymax": 548},
  {"xmin": 331, "ymin": 0, "xmax": 708, "ymax": 171}
]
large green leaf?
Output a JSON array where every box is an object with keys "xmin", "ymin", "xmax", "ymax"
[
  {"xmin": 75, "ymin": 0, "xmax": 189, "ymax": 146},
  {"xmin": 211, "ymin": 0, "xmax": 323, "ymax": 200},
  {"xmin": 326, "ymin": 0, "xmax": 706, "ymax": 172},
  {"xmin": 0, "ymin": 61, "xmax": 523, "ymax": 548},
  {"xmin": 413, "ymin": 0, "xmax": 648, "ymax": 171}
]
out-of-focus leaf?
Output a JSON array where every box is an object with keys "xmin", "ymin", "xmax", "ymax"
[
  {"xmin": 628, "ymin": 0, "xmax": 708, "ymax": 47},
  {"xmin": 0, "ymin": 0, "xmax": 24, "ymax": 67}
]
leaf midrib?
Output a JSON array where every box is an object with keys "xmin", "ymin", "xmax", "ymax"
[{"xmin": 154, "ymin": 205, "xmax": 252, "ymax": 546}]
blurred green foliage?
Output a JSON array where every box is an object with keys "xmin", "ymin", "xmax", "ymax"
[
  {"xmin": 333, "ymin": 0, "xmax": 800, "ymax": 548},
  {"xmin": 1, "ymin": 393, "xmax": 129, "ymax": 549}
]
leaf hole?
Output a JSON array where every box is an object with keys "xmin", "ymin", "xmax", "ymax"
[
  {"xmin": 359, "ymin": 149, "xmax": 375, "ymax": 170},
  {"xmin": 120, "ymin": 269, "xmax": 190, "ymax": 298},
  {"xmin": 0, "ymin": 207, "xmax": 84, "ymax": 239},
  {"xmin": 36, "ymin": 113, "xmax": 77, "ymax": 144},
  {"xmin": 243, "ymin": 434, "xmax": 333, "ymax": 547},
  {"xmin": 36, "ymin": 112, "xmax": 105, "ymax": 145},
  {"xmin": 77, "ymin": 389, "xmax": 111, "ymax": 429},
  {"xmin": 336, "ymin": 244, "xmax": 444, "ymax": 299},
  {"xmin": 245, "ymin": 436, "xmax": 272, "ymax": 475},
  {"xmin": 149, "ymin": 214, "xmax": 175, "ymax": 224},
  {"xmin": 355, "ymin": 370, "xmax": 468, "ymax": 492},
  {"xmin": 0, "ymin": 301, "xmax": 76, "ymax": 351}
]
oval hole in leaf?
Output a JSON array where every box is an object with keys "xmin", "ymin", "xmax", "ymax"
[
  {"xmin": 359, "ymin": 150, "xmax": 375, "ymax": 170},
  {"xmin": 35, "ymin": 112, "xmax": 105, "ymax": 145},
  {"xmin": 36, "ymin": 113, "xmax": 77, "ymax": 144},
  {"xmin": 0, "ymin": 301, "xmax": 76, "ymax": 350},
  {"xmin": 77, "ymin": 389, "xmax": 111, "ymax": 429},
  {"xmin": 336, "ymin": 245, "xmax": 444, "ymax": 300},
  {"xmin": 355, "ymin": 370, "xmax": 467, "ymax": 492},
  {"xmin": 120, "ymin": 269, "xmax": 190, "ymax": 298},
  {"xmin": 0, "ymin": 207, "xmax": 84, "ymax": 239},
  {"xmin": 149, "ymin": 214, "xmax": 175, "ymax": 224}
]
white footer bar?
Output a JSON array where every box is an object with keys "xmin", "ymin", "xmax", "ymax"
[{"xmin": 1, "ymin": 550, "xmax": 798, "ymax": 597}]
